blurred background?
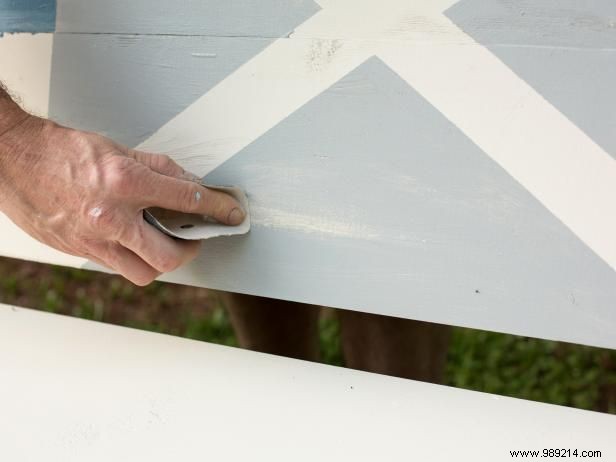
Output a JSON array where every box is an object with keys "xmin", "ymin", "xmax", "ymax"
[{"xmin": 1, "ymin": 255, "xmax": 614, "ymax": 414}]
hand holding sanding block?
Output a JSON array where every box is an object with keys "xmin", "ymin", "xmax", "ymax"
[{"xmin": 143, "ymin": 185, "xmax": 250, "ymax": 240}]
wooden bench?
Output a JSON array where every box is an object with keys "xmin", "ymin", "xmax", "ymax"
[{"xmin": 1, "ymin": 1, "xmax": 615, "ymax": 458}]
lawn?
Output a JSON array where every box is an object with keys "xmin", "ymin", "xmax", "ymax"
[{"xmin": 1, "ymin": 256, "xmax": 614, "ymax": 414}]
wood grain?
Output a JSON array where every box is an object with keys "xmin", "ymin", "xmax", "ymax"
[{"xmin": 0, "ymin": 1, "xmax": 614, "ymax": 349}]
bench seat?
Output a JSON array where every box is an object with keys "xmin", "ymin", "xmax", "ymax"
[{"xmin": 1, "ymin": 303, "xmax": 614, "ymax": 461}]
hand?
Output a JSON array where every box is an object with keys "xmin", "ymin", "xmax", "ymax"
[{"xmin": 0, "ymin": 115, "xmax": 245, "ymax": 285}]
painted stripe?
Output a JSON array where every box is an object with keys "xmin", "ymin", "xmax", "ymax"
[
  {"xmin": 136, "ymin": 0, "xmax": 392, "ymax": 170},
  {"xmin": 0, "ymin": 32, "xmax": 53, "ymax": 117},
  {"xmin": 0, "ymin": 0, "xmax": 56, "ymax": 34},
  {"xmin": 139, "ymin": 0, "xmax": 616, "ymax": 271},
  {"xmin": 138, "ymin": 36, "xmax": 371, "ymax": 173},
  {"xmin": 380, "ymin": 37, "xmax": 616, "ymax": 273}
]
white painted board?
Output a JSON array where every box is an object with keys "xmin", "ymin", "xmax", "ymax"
[
  {"xmin": 0, "ymin": 1, "xmax": 615, "ymax": 349},
  {"xmin": 0, "ymin": 304, "xmax": 614, "ymax": 462}
]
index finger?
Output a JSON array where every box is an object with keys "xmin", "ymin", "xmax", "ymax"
[{"xmin": 137, "ymin": 170, "xmax": 246, "ymax": 226}]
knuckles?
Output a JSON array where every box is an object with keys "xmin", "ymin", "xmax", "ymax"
[
  {"xmin": 152, "ymin": 154, "xmax": 179, "ymax": 176},
  {"xmin": 102, "ymin": 155, "xmax": 141, "ymax": 197}
]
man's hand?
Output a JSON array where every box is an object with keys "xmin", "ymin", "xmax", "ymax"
[{"xmin": 0, "ymin": 111, "xmax": 245, "ymax": 286}]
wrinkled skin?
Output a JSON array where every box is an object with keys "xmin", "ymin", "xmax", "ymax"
[{"xmin": 0, "ymin": 113, "xmax": 245, "ymax": 286}]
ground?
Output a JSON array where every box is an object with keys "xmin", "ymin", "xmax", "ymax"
[{"xmin": 1, "ymin": 256, "xmax": 614, "ymax": 414}]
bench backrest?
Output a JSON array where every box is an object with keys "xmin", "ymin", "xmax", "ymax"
[{"xmin": 1, "ymin": 0, "xmax": 615, "ymax": 350}]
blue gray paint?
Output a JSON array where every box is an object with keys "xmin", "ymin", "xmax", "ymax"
[
  {"xmin": 445, "ymin": 0, "xmax": 616, "ymax": 48},
  {"xmin": 49, "ymin": 2, "xmax": 318, "ymax": 146},
  {"xmin": 446, "ymin": 0, "xmax": 616, "ymax": 159},
  {"xmin": 55, "ymin": 0, "xmax": 320, "ymax": 37},
  {"xmin": 191, "ymin": 58, "xmax": 616, "ymax": 348},
  {"xmin": 49, "ymin": 36, "xmax": 278, "ymax": 146},
  {"xmin": 0, "ymin": 0, "xmax": 55, "ymax": 34},
  {"xmin": 50, "ymin": 2, "xmax": 616, "ymax": 347}
]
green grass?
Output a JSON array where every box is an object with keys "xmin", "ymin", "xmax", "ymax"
[
  {"xmin": 1, "ymin": 257, "xmax": 614, "ymax": 413},
  {"xmin": 446, "ymin": 329, "xmax": 615, "ymax": 412}
]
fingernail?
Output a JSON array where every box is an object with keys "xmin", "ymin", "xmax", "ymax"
[{"xmin": 227, "ymin": 207, "xmax": 246, "ymax": 225}]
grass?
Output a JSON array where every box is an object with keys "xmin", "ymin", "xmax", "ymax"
[
  {"xmin": 1, "ymin": 256, "xmax": 614, "ymax": 414},
  {"xmin": 447, "ymin": 329, "xmax": 615, "ymax": 412}
]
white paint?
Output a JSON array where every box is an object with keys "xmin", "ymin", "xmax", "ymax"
[
  {"xmin": 379, "ymin": 39, "xmax": 616, "ymax": 273},
  {"xmin": 139, "ymin": 0, "xmax": 616, "ymax": 271},
  {"xmin": 88, "ymin": 206, "xmax": 103, "ymax": 218},
  {"xmin": 191, "ymin": 52, "xmax": 217, "ymax": 58},
  {"xmin": 138, "ymin": 36, "xmax": 370, "ymax": 172},
  {"xmin": 0, "ymin": 213, "xmax": 88, "ymax": 268},
  {"xmin": 251, "ymin": 204, "xmax": 380, "ymax": 240},
  {"xmin": 1, "ymin": 304, "xmax": 614, "ymax": 462},
  {"xmin": 0, "ymin": 33, "xmax": 53, "ymax": 117}
]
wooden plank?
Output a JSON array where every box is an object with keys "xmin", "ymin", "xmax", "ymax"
[
  {"xmin": 0, "ymin": 2, "xmax": 615, "ymax": 349},
  {"xmin": 47, "ymin": 36, "xmax": 616, "ymax": 349},
  {"xmin": 55, "ymin": 0, "xmax": 320, "ymax": 37},
  {"xmin": 53, "ymin": 0, "xmax": 616, "ymax": 48},
  {"xmin": 1, "ymin": 304, "xmax": 614, "ymax": 461}
]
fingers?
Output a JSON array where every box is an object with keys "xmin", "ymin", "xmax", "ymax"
[
  {"xmin": 125, "ymin": 149, "xmax": 199, "ymax": 182},
  {"xmin": 120, "ymin": 215, "xmax": 202, "ymax": 273},
  {"xmin": 82, "ymin": 152, "xmax": 215, "ymax": 285},
  {"xmin": 120, "ymin": 150, "xmax": 245, "ymax": 224},
  {"xmin": 87, "ymin": 240, "xmax": 161, "ymax": 286},
  {"xmin": 84, "ymin": 215, "xmax": 200, "ymax": 285},
  {"xmin": 110, "ymin": 150, "xmax": 244, "ymax": 225},
  {"xmin": 112, "ymin": 245, "xmax": 161, "ymax": 286},
  {"xmin": 136, "ymin": 171, "xmax": 246, "ymax": 225}
]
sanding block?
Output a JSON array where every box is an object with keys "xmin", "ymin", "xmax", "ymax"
[{"xmin": 143, "ymin": 185, "xmax": 250, "ymax": 240}]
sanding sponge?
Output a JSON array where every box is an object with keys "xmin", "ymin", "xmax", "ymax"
[{"xmin": 143, "ymin": 185, "xmax": 251, "ymax": 240}]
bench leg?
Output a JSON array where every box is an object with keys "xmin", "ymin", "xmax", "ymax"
[
  {"xmin": 221, "ymin": 292, "xmax": 321, "ymax": 362},
  {"xmin": 220, "ymin": 292, "xmax": 451, "ymax": 383},
  {"xmin": 338, "ymin": 309, "xmax": 451, "ymax": 383}
]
